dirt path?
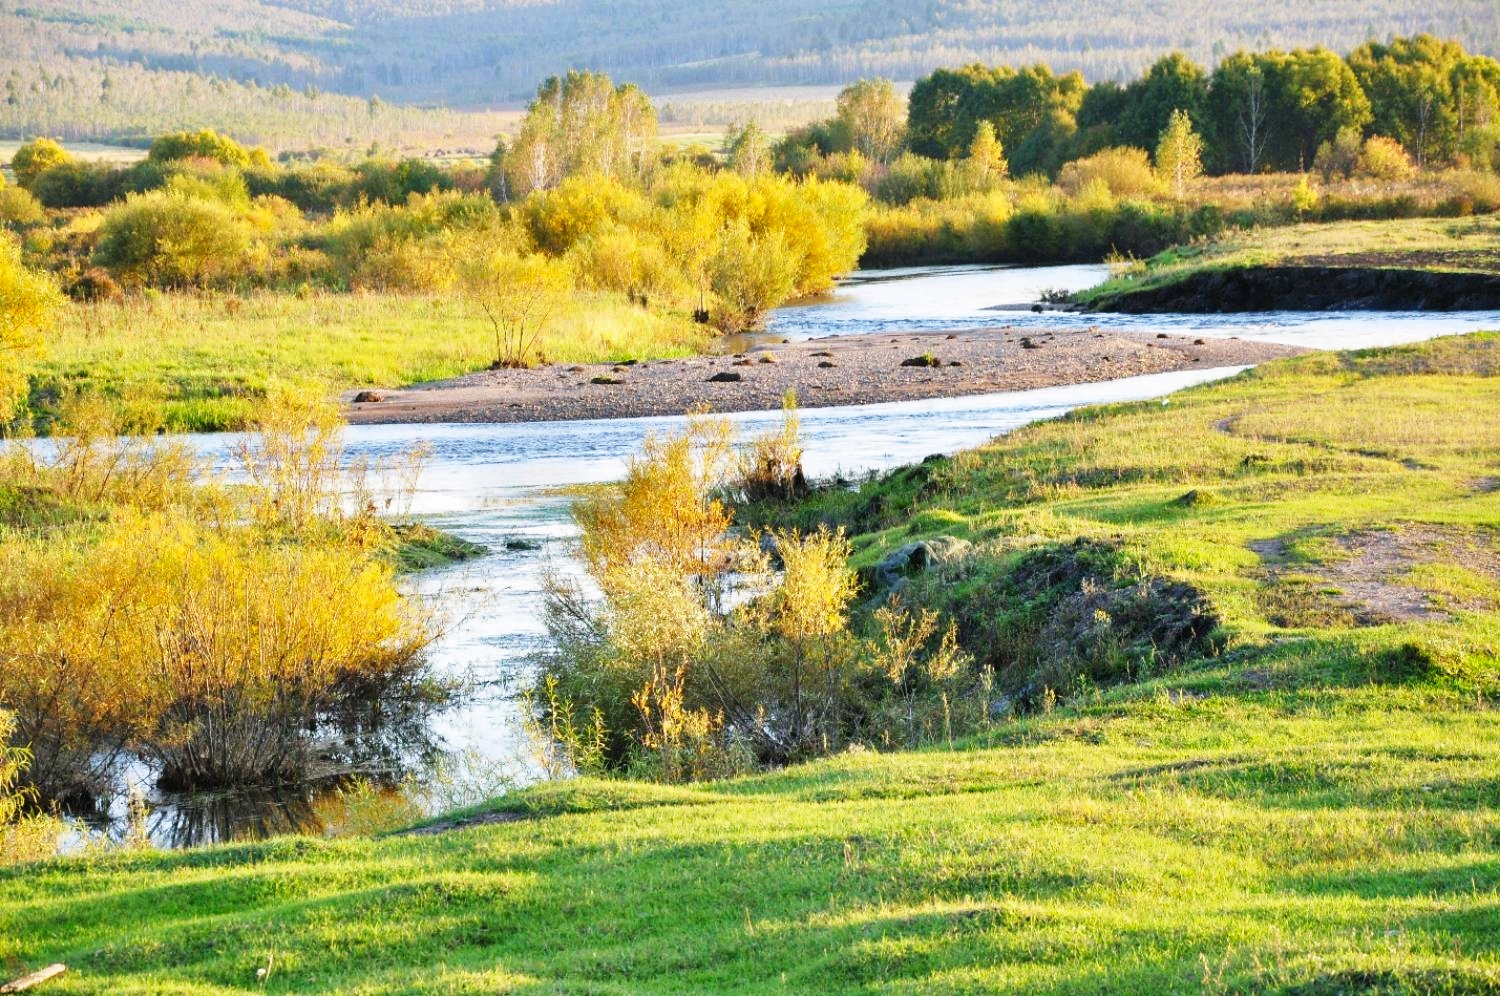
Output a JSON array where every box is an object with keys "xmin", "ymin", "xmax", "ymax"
[{"xmin": 344, "ymin": 327, "xmax": 1303, "ymax": 425}]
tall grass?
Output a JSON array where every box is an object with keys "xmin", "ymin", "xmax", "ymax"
[{"xmin": 31, "ymin": 289, "xmax": 711, "ymax": 432}]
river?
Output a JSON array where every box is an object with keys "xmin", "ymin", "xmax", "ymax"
[{"xmin": 96, "ymin": 264, "xmax": 1500, "ymax": 847}]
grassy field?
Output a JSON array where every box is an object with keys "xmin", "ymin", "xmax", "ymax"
[
  {"xmin": 1076, "ymin": 216, "xmax": 1500, "ymax": 309},
  {"xmin": 3, "ymin": 334, "xmax": 1499, "ymax": 992},
  {"xmin": 31, "ymin": 291, "xmax": 712, "ymax": 432}
]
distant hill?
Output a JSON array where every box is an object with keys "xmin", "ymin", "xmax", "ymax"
[{"xmin": 3, "ymin": 0, "xmax": 1498, "ymax": 148}]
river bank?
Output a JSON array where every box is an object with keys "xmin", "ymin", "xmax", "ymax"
[
  {"xmin": 1076, "ymin": 216, "xmax": 1500, "ymax": 314},
  {"xmin": 1084, "ymin": 264, "xmax": 1500, "ymax": 313},
  {"xmin": 343, "ymin": 327, "xmax": 1300, "ymax": 424}
]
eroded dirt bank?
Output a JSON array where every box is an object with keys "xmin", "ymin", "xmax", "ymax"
[{"xmin": 1086, "ymin": 266, "xmax": 1500, "ymax": 313}]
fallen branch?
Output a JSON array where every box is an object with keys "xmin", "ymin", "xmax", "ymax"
[{"xmin": 2, "ymin": 964, "xmax": 66, "ymax": 993}]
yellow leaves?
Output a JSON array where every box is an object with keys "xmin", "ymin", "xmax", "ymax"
[
  {"xmin": 870, "ymin": 601, "xmax": 969, "ymax": 687},
  {"xmin": 740, "ymin": 390, "xmax": 806, "ymax": 501},
  {"xmin": 235, "ymin": 380, "xmax": 346, "ymax": 532},
  {"xmin": 0, "ymin": 388, "xmax": 433, "ymax": 793},
  {"xmin": 458, "ymin": 250, "xmax": 572, "ymax": 368},
  {"xmin": 603, "ymin": 559, "xmax": 712, "ymax": 669},
  {"xmin": 0, "ymin": 236, "xmax": 60, "ymax": 422},
  {"xmin": 0, "ymin": 507, "xmax": 428, "ymax": 790},
  {"xmin": 576, "ymin": 412, "xmax": 738, "ymax": 589},
  {"xmin": 768, "ymin": 527, "xmax": 857, "ymax": 645}
]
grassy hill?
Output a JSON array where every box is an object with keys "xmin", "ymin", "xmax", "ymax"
[
  {"xmin": 3, "ymin": 334, "xmax": 1497, "ymax": 993},
  {"xmin": 3, "ymin": 0, "xmax": 1498, "ymax": 147}
]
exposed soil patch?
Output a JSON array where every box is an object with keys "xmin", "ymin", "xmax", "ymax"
[
  {"xmin": 343, "ymin": 328, "xmax": 1300, "ymax": 425},
  {"xmin": 1252, "ymin": 525, "xmax": 1500, "ymax": 626},
  {"xmin": 1294, "ymin": 249, "xmax": 1500, "ymax": 274},
  {"xmin": 1087, "ymin": 266, "xmax": 1500, "ymax": 313}
]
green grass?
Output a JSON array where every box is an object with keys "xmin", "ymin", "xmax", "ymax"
[
  {"xmin": 30, "ymin": 290, "xmax": 713, "ymax": 432},
  {"xmin": 1075, "ymin": 216, "xmax": 1500, "ymax": 308},
  {"xmin": 4, "ymin": 335, "xmax": 1500, "ymax": 992}
]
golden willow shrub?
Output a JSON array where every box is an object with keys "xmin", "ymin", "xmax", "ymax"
[
  {"xmin": 0, "ymin": 389, "xmax": 434, "ymax": 799},
  {"xmin": 517, "ymin": 167, "xmax": 868, "ymax": 331},
  {"xmin": 0, "ymin": 235, "xmax": 61, "ymax": 424},
  {"xmin": 542, "ymin": 405, "xmax": 977, "ymax": 779},
  {"xmin": 0, "ymin": 513, "xmax": 428, "ymax": 793}
]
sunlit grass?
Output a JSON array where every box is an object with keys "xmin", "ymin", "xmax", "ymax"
[
  {"xmin": 4, "ymin": 335, "xmax": 1499, "ymax": 992},
  {"xmin": 32, "ymin": 290, "xmax": 713, "ymax": 432}
]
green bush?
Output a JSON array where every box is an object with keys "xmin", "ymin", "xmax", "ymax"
[
  {"xmin": 0, "ymin": 187, "xmax": 45, "ymax": 228},
  {"xmin": 94, "ymin": 190, "xmax": 256, "ymax": 287},
  {"xmin": 148, "ymin": 129, "xmax": 270, "ymax": 169}
]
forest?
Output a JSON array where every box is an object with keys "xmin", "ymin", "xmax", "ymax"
[{"xmin": 2, "ymin": 0, "xmax": 1497, "ymax": 146}]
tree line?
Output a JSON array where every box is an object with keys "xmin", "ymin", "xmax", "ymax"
[{"xmin": 775, "ymin": 35, "xmax": 1500, "ymax": 179}]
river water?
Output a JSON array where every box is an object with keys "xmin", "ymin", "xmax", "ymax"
[{"xmin": 100, "ymin": 264, "xmax": 1500, "ymax": 847}]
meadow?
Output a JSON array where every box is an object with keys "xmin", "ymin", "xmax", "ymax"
[
  {"xmin": 35, "ymin": 291, "xmax": 711, "ymax": 432},
  {"xmin": 4, "ymin": 334, "xmax": 1496, "ymax": 992}
]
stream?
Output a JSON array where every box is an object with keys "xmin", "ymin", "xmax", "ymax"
[{"xmin": 88, "ymin": 264, "xmax": 1500, "ymax": 847}]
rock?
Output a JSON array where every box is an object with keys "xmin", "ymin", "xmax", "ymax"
[
  {"xmin": 733, "ymin": 358, "xmax": 753, "ymax": 366},
  {"xmin": 505, "ymin": 538, "xmax": 542, "ymax": 552},
  {"xmin": 590, "ymin": 375, "xmax": 625, "ymax": 385},
  {"xmin": 1020, "ymin": 337, "xmax": 1040, "ymax": 349},
  {"xmin": 352, "ymin": 391, "xmax": 385, "ymax": 403},
  {"xmin": 1193, "ymin": 338, "xmax": 1206, "ymax": 345},
  {"xmin": 900, "ymin": 355, "xmax": 941, "ymax": 368},
  {"xmin": 818, "ymin": 361, "xmax": 836, "ymax": 369},
  {"xmin": 873, "ymin": 536, "xmax": 971, "ymax": 587},
  {"xmin": 758, "ymin": 354, "xmax": 777, "ymax": 364},
  {"xmin": 1156, "ymin": 333, "xmax": 1169, "ymax": 339},
  {"xmin": 947, "ymin": 360, "xmax": 963, "ymax": 367},
  {"xmin": 811, "ymin": 350, "xmax": 834, "ymax": 357},
  {"xmin": 707, "ymin": 371, "xmax": 743, "ymax": 383}
]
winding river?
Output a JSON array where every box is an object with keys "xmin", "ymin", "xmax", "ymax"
[{"xmin": 99, "ymin": 264, "xmax": 1500, "ymax": 847}]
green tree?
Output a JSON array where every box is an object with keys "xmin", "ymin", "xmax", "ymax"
[
  {"xmin": 505, "ymin": 72, "xmax": 658, "ymax": 197},
  {"xmin": 1450, "ymin": 54, "xmax": 1500, "ymax": 163},
  {"xmin": 906, "ymin": 67, "xmax": 986, "ymax": 158},
  {"xmin": 1155, "ymin": 109, "xmax": 1203, "ymax": 198},
  {"xmin": 726, "ymin": 122, "xmax": 772, "ymax": 179},
  {"xmin": 94, "ymin": 190, "xmax": 254, "ymax": 288},
  {"xmin": 708, "ymin": 220, "xmax": 800, "ymax": 333},
  {"xmin": 1275, "ymin": 48, "xmax": 1372, "ymax": 171},
  {"xmin": 1349, "ymin": 35, "xmax": 1466, "ymax": 167},
  {"xmin": 836, "ymin": 78, "xmax": 906, "ymax": 162},
  {"xmin": 0, "ymin": 236, "xmax": 59, "ymax": 421},
  {"xmin": 1117, "ymin": 53, "xmax": 1210, "ymax": 154},
  {"xmin": 1207, "ymin": 52, "xmax": 1275, "ymax": 172},
  {"xmin": 10, "ymin": 138, "xmax": 73, "ymax": 189},
  {"xmin": 907, "ymin": 63, "xmax": 1084, "ymax": 171}
]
